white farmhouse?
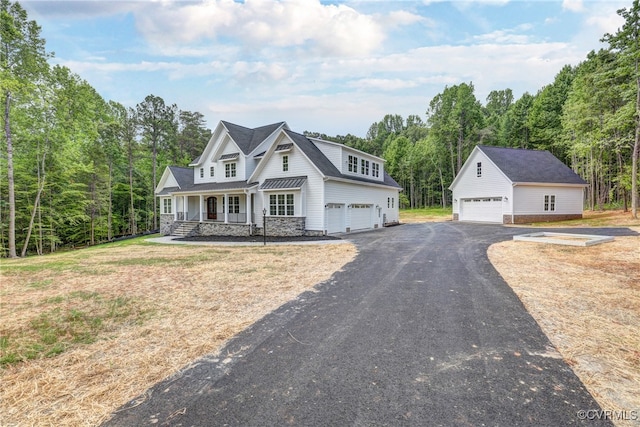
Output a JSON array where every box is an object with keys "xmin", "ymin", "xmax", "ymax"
[
  {"xmin": 449, "ymin": 145, "xmax": 588, "ymax": 224},
  {"xmin": 155, "ymin": 121, "xmax": 401, "ymax": 236}
]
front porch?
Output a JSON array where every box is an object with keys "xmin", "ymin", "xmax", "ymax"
[{"xmin": 161, "ymin": 192, "xmax": 256, "ymax": 237}]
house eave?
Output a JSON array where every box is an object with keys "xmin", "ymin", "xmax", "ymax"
[
  {"xmin": 511, "ymin": 182, "xmax": 588, "ymax": 188},
  {"xmin": 325, "ymin": 176, "xmax": 401, "ymax": 190}
]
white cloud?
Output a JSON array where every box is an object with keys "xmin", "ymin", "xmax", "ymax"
[
  {"xmin": 133, "ymin": 0, "xmax": 385, "ymax": 58},
  {"xmin": 562, "ymin": 0, "xmax": 584, "ymax": 13}
]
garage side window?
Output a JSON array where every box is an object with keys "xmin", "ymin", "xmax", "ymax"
[
  {"xmin": 476, "ymin": 162, "xmax": 482, "ymax": 177},
  {"xmin": 269, "ymin": 194, "xmax": 295, "ymax": 216},
  {"xmin": 544, "ymin": 195, "xmax": 556, "ymax": 212}
]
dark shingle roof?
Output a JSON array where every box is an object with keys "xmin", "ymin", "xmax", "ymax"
[
  {"xmin": 167, "ymin": 166, "xmax": 255, "ymax": 193},
  {"xmin": 169, "ymin": 166, "xmax": 193, "ymax": 188},
  {"xmin": 284, "ymin": 129, "xmax": 401, "ymax": 189},
  {"xmin": 479, "ymin": 145, "xmax": 587, "ymax": 185},
  {"xmin": 222, "ymin": 121, "xmax": 285, "ymax": 154},
  {"xmin": 260, "ymin": 176, "xmax": 307, "ymax": 190},
  {"xmin": 283, "ymin": 130, "xmax": 342, "ymax": 178}
]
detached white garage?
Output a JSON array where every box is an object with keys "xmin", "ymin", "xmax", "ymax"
[
  {"xmin": 450, "ymin": 145, "xmax": 588, "ymax": 224},
  {"xmin": 459, "ymin": 197, "xmax": 503, "ymax": 223}
]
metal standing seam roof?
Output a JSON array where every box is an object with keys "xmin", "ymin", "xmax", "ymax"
[
  {"xmin": 259, "ymin": 176, "xmax": 308, "ymax": 190},
  {"xmin": 219, "ymin": 152, "xmax": 239, "ymax": 161},
  {"xmin": 478, "ymin": 145, "xmax": 587, "ymax": 185},
  {"xmin": 275, "ymin": 143, "xmax": 293, "ymax": 151}
]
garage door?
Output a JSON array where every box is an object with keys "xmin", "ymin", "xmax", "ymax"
[
  {"xmin": 350, "ymin": 204, "xmax": 373, "ymax": 231},
  {"xmin": 326, "ymin": 204, "xmax": 345, "ymax": 234},
  {"xmin": 460, "ymin": 198, "xmax": 503, "ymax": 223}
]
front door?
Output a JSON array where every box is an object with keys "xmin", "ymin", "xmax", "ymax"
[{"xmin": 207, "ymin": 197, "xmax": 217, "ymax": 220}]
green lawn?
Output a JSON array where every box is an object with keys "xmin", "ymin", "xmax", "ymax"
[{"xmin": 400, "ymin": 207, "xmax": 452, "ymax": 223}]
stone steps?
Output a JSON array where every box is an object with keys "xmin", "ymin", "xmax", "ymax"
[{"xmin": 172, "ymin": 222, "xmax": 199, "ymax": 237}]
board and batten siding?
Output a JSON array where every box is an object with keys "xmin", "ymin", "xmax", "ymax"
[
  {"xmin": 451, "ymin": 150, "xmax": 512, "ymax": 216},
  {"xmin": 254, "ymin": 143, "xmax": 326, "ymax": 231},
  {"xmin": 512, "ymin": 185, "xmax": 584, "ymax": 215}
]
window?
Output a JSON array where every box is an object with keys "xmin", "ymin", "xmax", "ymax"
[
  {"xmin": 163, "ymin": 198, "xmax": 172, "ymax": 214},
  {"xmin": 372, "ymin": 163, "xmax": 379, "ymax": 177},
  {"xmin": 227, "ymin": 196, "xmax": 240, "ymax": 214},
  {"xmin": 225, "ymin": 162, "xmax": 236, "ymax": 178},
  {"xmin": 476, "ymin": 162, "xmax": 482, "ymax": 177},
  {"xmin": 269, "ymin": 193, "xmax": 294, "ymax": 216},
  {"xmin": 210, "ymin": 166, "xmax": 215, "ymax": 177},
  {"xmin": 348, "ymin": 155, "xmax": 358, "ymax": 173},
  {"xmin": 544, "ymin": 195, "xmax": 556, "ymax": 212},
  {"xmin": 282, "ymin": 155, "xmax": 289, "ymax": 172},
  {"xmin": 387, "ymin": 197, "xmax": 390, "ymax": 208},
  {"xmin": 200, "ymin": 168, "xmax": 204, "ymax": 178},
  {"xmin": 392, "ymin": 197, "xmax": 395, "ymax": 208},
  {"xmin": 361, "ymin": 159, "xmax": 369, "ymax": 175}
]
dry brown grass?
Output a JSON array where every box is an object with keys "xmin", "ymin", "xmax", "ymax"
[
  {"xmin": 488, "ymin": 228, "xmax": 640, "ymax": 427},
  {"xmin": 0, "ymin": 240, "xmax": 356, "ymax": 426}
]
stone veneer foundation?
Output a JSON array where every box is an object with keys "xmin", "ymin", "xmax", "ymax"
[{"xmin": 161, "ymin": 215, "xmax": 323, "ymax": 237}]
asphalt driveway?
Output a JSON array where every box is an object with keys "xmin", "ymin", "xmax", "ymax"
[{"xmin": 105, "ymin": 222, "xmax": 636, "ymax": 426}]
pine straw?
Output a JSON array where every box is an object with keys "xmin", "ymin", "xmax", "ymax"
[
  {"xmin": 1, "ymin": 242, "xmax": 357, "ymax": 426},
  {"xmin": 488, "ymin": 228, "xmax": 640, "ymax": 427}
]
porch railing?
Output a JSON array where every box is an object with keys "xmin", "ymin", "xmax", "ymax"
[{"xmin": 176, "ymin": 212, "xmax": 248, "ymax": 223}]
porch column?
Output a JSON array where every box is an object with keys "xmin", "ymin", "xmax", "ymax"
[
  {"xmin": 246, "ymin": 192, "xmax": 252, "ymax": 224},
  {"xmin": 173, "ymin": 196, "xmax": 177, "ymax": 221},
  {"xmin": 183, "ymin": 196, "xmax": 188, "ymax": 221},
  {"xmin": 224, "ymin": 193, "xmax": 229, "ymax": 223},
  {"xmin": 199, "ymin": 195, "xmax": 203, "ymax": 222}
]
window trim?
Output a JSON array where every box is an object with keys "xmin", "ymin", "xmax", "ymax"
[
  {"xmin": 225, "ymin": 162, "xmax": 237, "ymax": 178},
  {"xmin": 162, "ymin": 198, "xmax": 172, "ymax": 214},
  {"xmin": 348, "ymin": 155, "xmax": 358, "ymax": 173},
  {"xmin": 269, "ymin": 193, "xmax": 295, "ymax": 216},
  {"xmin": 361, "ymin": 159, "xmax": 370, "ymax": 175},
  {"xmin": 544, "ymin": 194, "xmax": 556, "ymax": 212}
]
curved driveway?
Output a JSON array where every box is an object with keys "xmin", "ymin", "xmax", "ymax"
[{"xmin": 106, "ymin": 222, "xmax": 635, "ymax": 426}]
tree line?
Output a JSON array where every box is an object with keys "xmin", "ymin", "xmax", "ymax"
[
  {"xmin": 310, "ymin": 2, "xmax": 640, "ymax": 219},
  {"xmin": 1, "ymin": 0, "xmax": 211, "ymax": 257},
  {"xmin": 2, "ymin": 0, "xmax": 639, "ymax": 257}
]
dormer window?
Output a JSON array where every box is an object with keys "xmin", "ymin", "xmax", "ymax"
[
  {"xmin": 477, "ymin": 162, "xmax": 482, "ymax": 177},
  {"xmin": 372, "ymin": 163, "xmax": 379, "ymax": 178},
  {"xmin": 348, "ymin": 155, "xmax": 358, "ymax": 173},
  {"xmin": 361, "ymin": 159, "xmax": 369, "ymax": 175}
]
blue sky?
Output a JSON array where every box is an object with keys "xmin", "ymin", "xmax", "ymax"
[{"xmin": 22, "ymin": 0, "xmax": 628, "ymax": 137}]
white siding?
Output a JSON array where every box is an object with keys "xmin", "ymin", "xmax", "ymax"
[
  {"xmin": 513, "ymin": 186, "xmax": 584, "ymax": 215},
  {"xmin": 311, "ymin": 139, "xmax": 342, "ymax": 170},
  {"xmin": 253, "ymin": 144, "xmax": 326, "ymax": 231},
  {"xmin": 451, "ymin": 150, "xmax": 512, "ymax": 216},
  {"xmin": 325, "ymin": 181, "xmax": 399, "ymax": 231}
]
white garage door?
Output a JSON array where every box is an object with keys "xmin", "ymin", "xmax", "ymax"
[
  {"xmin": 350, "ymin": 204, "xmax": 373, "ymax": 231},
  {"xmin": 326, "ymin": 204, "xmax": 345, "ymax": 234},
  {"xmin": 460, "ymin": 198, "xmax": 503, "ymax": 223}
]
